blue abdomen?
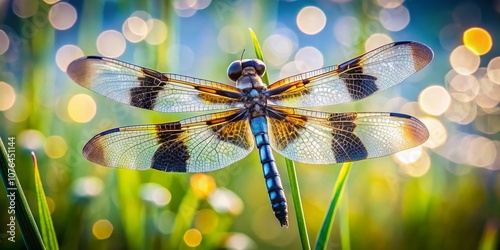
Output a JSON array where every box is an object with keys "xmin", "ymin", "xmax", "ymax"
[{"xmin": 250, "ymin": 116, "xmax": 288, "ymax": 226}]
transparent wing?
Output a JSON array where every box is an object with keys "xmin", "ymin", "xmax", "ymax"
[
  {"xmin": 82, "ymin": 109, "xmax": 254, "ymax": 172},
  {"xmin": 266, "ymin": 41, "xmax": 433, "ymax": 107},
  {"xmin": 67, "ymin": 56, "xmax": 243, "ymax": 112},
  {"xmin": 266, "ymin": 106, "xmax": 429, "ymax": 164}
]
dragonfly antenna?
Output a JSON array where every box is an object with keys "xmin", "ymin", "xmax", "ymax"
[{"xmin": 240, "ymin": 49, "xmax": 246, "ymax": 61}]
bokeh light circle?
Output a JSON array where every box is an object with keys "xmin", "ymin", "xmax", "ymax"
[
  {"xmin": 217, "ymin": 25, "xmax": 245, "ymax": 54},
  {"xmin": 0, "ymin": 29, "xmax": 9, "ymax": 55},
  {"xmin": 67, "ymin": 94, "xmax": 96, "ymax": 123},
  {"xmin": 333, "ymin": 16, "xmax": 360, "ymax": 46},
  {"xmin": 450, "ymin": 45, "xmax": 480, "ymax": 75},
  {"xmin": 49, "ymin": 2, "xmax": 77, "ymax": 30},
  {"xmin": 0, "ymin": 82, "xmax": 16, "ymax": 111},
  {"xmin": 296, "ymin": 6, "xmax": 327, "ymax": 35},
  {"xmin": 96, "ymin": 30, "xmax": 126, "ymax": 58},
  {"xmin": 3, "ymin": 95, "xmax": 31, "ymax": 122},
  {"xmin": 183, "ymin": 229, "xmax": 202, "ymax": 247},
  {"xmin": 122, "ymin": 16, "xmax": 148, "ymax": 43},
  {"xmin": 12, "ymin": 0, "xmax": 39, "ymax": 18},
  {"xmin": 294, "ymin": 46, "xmax": 323, "ymax": 71},
  {"xmin": 418, "ymin": 85, "xmax": 451, "ymax": 116},
  {"xmin": 365, "ymin": 33, "xmax": 393, "ymax": 52},
  {"xmin": 379, "ymin": 5, "xmax": 410, "ymax": 32},
  {"xmin": 56, "ymin": 44, "xmax": 84, "ymax": 72},
  {"xmin": 92, "ymin": 219, "xmax": 113, "ymax": 240},
  {"xmin": 487, "ymin": 57, "xmax": 500, "ymax": 84},
  {"xmin": 420, "ymin": 117, "xmax": 447, "ymax": 149},
  {"xmin": 463, "ymin": 27, "xmax": 492, "ymax": 55},
  {"xmin": 44, "ymin": 135, "xmax": 68, "ymax": 158},
  {"xmin": 145, "ymin": 19, "xmax": 168, "ymax": 45},
  {"xmin": 263, "ymin": 34, "xmax": 294, "ymax": 66},
  {"xmin": 376, "ymin": 0, "xmax": 404, "ymax": 9}
]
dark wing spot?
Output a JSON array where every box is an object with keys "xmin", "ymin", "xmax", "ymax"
[
  {"xmin": 152, "ymin": 122, "xmax": 189, "ymax": 172},
  {"xmin": 210, "ymin": 112, "xmax": 251, "ymax": 149},
  {"xmin": 338, "ymin": 59, "xmax": 378, "ymax": 100},
  {"xmin": 130, "ymin": 72, "xmax": 167, "ymax": 110},
  {"xmin": 328, "ymin": 113, "xmax": 368, "ymax": 163}
]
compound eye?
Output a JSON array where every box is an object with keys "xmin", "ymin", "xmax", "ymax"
[
  {"xmin": 227, "ymin": 61, "xmax": 242, "ymax": 82},
  {"xmin": 253, "ymin": 59, "xmax": 266, "ymax": 76}
]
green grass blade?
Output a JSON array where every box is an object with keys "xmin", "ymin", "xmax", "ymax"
[
  {"xmin": 314, "ymin": 162, "xmax": 352, "ymax": 250},
  {"xmin": 0, "ymin": 137, "xmax": 45, "ymax": 249},
  {"xmin": 339, "ymin": 189, "xmax": 351, "ymax": 250},
  {"xmin": 248, "ymin": 28, "xmax": 269, "ymax": 86},
  {"xmin": 32, "ymin": 152, "xmax": 59, "ymax": 250},
  {"xmin": 285, "ymin": 158, "xmax": 311, "ymax": 250},
  {"xmin": 249, "ymin": 28, "xmax": 310, "ymax": 249}
]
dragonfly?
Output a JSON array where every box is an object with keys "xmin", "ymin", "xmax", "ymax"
[{"xmin": 67, "ymin": 41, "xmax": 433, "ymax": 227}]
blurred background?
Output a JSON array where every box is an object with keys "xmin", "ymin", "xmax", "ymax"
[{"xmin": 1, "ymin": 0, "xmax": 499, "ymax": 249}]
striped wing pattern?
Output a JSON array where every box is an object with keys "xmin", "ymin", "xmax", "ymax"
[
  {"xmin": 67, "ymin": 56, "xmax": 243, "ymax": 113},
  {"xmin": 82, "ymin": 109, "xmax": 254, "ymax": 172},
  {"xmin": 266, "ymin": 106, "xmax": 429, "ymax": 164},
  {"xmin": 266, "ymin": 41, "xmax": 433, "ymax": 108}
]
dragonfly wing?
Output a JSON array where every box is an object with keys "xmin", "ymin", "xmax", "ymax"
[
  {"xmin": 266, "ymin": 41, "xmax": 433, "ymax": 107},
  {"xmin": 83, "ymin": 109, "xmax": 254, "ymax": 172},
  {"xmin": 266, "ymin": 106, "xmax": 429, "ymax": 164},
  {"xmin": 67, "ymin": 56, "xmax": 243, "ymax": 112}
]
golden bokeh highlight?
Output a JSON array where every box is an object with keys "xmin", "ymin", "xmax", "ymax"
[
  {"xmin": 49, "ymin": 2, "xmax": 77, "ymax": 30},
  {"xmin": 56, "ymin": 44, "xmax": 84, "ymax": 72},
  {"xmin": 296, "ymin": 6, "xmax": 327, "ymax": 35},
  {"xmin": 96, "ymin": 30, "xmax": 126, "ymax": 58},
  {"xmin": 450, "ymin": 45, "xmax": 480, "ymax": 75},
  {"xmin": 418, "ymin": 85, "xmax": 451, "ymax": 116},
  {"xmin": 0, "ymin": 29, "xmax": 9, "ymax": 55},
  {"xmin": 487, "ymin": 57, "xmax": 500, "ymax": 84},
  {"xmin": 44, "ymin": 0, "xmax": 60, "ymax": 3},
  {"xmin": 190, "ymin": 173, "xmax": 216, "ymax": 198},
  {"xmin": 463, "ymin": 27, "xmax": 492, "ymax": 55},
  {"xmin": 145, "ymin": 19, "xmax": 168, "ymax": 45},
  {"xmin": 0, "ymin": 81, "xmax": 16, "ymax": 111},
  {"xmin": 67, "ymin": 94, "xmax": 96, "ymax": 123},
  {"xmin": 379, "ymin": 5, "xmax": 410, "ymax": 32},
  {"xmin": 44, "ymin": 135, "xmax": 68, "ymax": 158},
  {"xmin": 183, "ymin": 229, "xmax": 202, "ymax": 247},
  {"xmin": 195, "ymin": 209, "xmax": 219, "ymax": 234},
  {"xmin": 420, "ymin": 117, "xmax": 447, "ymax": 149},
  {"xmin": 365, "ymin": 33, "xmax": 393, "ymax": 52},
  {"xmin": 92, "ymin": 219, "xmax": 113, "ymax": 240}
]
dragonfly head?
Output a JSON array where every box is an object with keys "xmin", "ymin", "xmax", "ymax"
[{"xmin": 227, "ymin": 59, "xmax": 266, "ymax": 82}]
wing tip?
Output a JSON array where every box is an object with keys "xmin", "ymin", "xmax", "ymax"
[
  {"xmin": 409, "ymin": 42, "xmax": 434, "ymax": 71},
  {"xmin": 67, "ymin": 56, "xmax": 109, "ymax": 88}
]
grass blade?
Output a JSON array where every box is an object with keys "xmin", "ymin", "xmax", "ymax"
[
  {"xmin": 249, "ymin": 28, "xmax": 311, "ymax": 249},
  {"xmin": 32, "ymin": 152, "xmax": 59, "ymax": 250},
  {"xmin": 314, "ymin": 162, "xmax": 352, "ymax": 250},
  {"xmin": 0, "ymin": 137, "xmax": 45, "ymax": 249},
  {"xmin": 248, "ymin": 28, "xmax": 269, "ymax": 85},
  {"xmin": 285, "ymin": 158, "xmax": 311, "ymax": 250}
]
